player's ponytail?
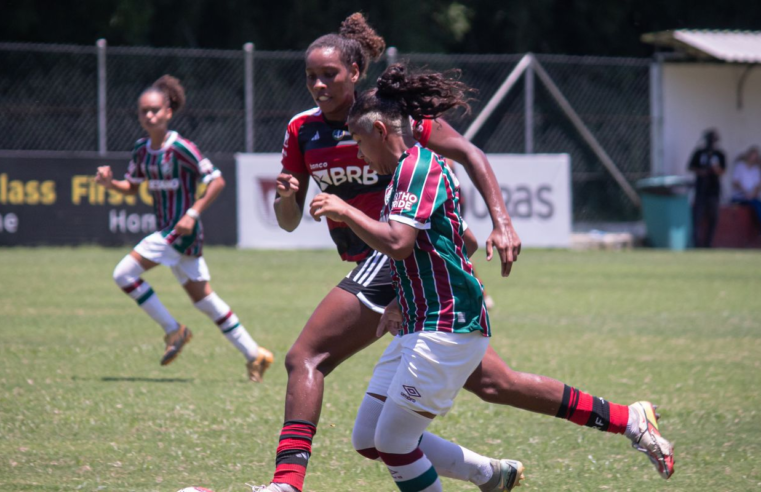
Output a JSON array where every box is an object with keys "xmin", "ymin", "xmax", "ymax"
[
  {"xmin": 349, "ymin": 63, "xmax": 475, "ymax": 130},
  {"xmin": 307, "ymin": 13, "xmax": 385, "ymax": 79}
]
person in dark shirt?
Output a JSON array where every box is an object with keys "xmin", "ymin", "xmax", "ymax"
[{"xmin": 688, "ymin": 129, "xmax": 726, "ymax": 247}]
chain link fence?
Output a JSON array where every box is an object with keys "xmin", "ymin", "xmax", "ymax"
[{"xmin": 0, "ymin": 42, "xmax": 650, "ymax": 222}]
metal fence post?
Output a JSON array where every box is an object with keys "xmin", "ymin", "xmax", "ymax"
[
  {"xmin": 650, "ymin": 54, "xmax": 664, "ymax": 175},
  {"xmin": 244, "ymin": 42, "xmax": 255, "ymax": 153},
  {"xmin": 524, "ymin": 55, "xmax": 535, "ymax": 154},
  {"xmin": 97, "ymin": 38, "xmax": 107, "ymax": 155}
]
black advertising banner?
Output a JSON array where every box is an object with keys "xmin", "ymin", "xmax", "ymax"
[{"xmin": 0, "ymin": 155, "xmax": 237, "ymax": 246}]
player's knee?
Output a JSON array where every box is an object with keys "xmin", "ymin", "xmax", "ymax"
[
  {"xmin": 374, "ymin": 407, "xmax": 420, "ymax": 455},
  {"xmin": 113, "ymin": 255, "xmax": 143, "ymax": 288},
  {"xmin": 352, "ymin": 422, "xmax": 379, "ymax": 460},
  {"xmin": 352, "ymin": 395, "xmax": 383, "ymax": 460},
  {"xmin": 465, "ymin": 360, "xmax": 519, "ymax": 403},
  {"xmin": 285, "ymin": 342, "xmax": 339, "ymax": 378},
  {"xmin": 374, "ymin": 425, "xmax": 410, "ymax": 455},
  {"xmin": 284, "ymin": 344, "xmax": 317, "ymax": 375},
  {"xmin": 471, "ymin": 380, "xmax": 502, "ymax": 402}
]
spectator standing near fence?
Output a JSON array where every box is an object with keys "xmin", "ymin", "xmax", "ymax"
[
  {"xmin": 94, "ymin": 75, "xmax": 273, "ymax": 381},
  {"xmin": 731, "ymin": 146, "xmax": 761, "ymax": 226},
  {"xmin": 688, "ymin": 129, "xmax": 726, "ymax": 247}
]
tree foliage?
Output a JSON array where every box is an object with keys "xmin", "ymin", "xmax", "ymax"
[{"xmin": 2, "ymin": 0, "xmax": 759, "ymax": 55}]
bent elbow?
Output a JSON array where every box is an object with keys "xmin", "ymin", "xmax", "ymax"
[
  {"xmin": 275, "ymin": 214, "xmax": 301, "ymax": 233},
  {"xmin": 388, "ymin": 244, "xmax": 414, "ymax": 261}
]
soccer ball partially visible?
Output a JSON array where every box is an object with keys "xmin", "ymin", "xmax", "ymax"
[{"xmin": 177, "ymin": 488, "xmax": 213, "ymax": 492}]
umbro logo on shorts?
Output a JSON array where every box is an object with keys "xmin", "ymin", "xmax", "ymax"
[{"xmin": 403, "ymin": 385, "xmax": 421, "ymax": 398}]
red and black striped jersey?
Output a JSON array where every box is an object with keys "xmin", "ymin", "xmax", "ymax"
[{"xmin": 281, "ymin": 107, "xmax": 432, "ymax": 262}]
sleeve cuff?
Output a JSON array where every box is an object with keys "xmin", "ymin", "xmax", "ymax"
[
  {"xmin": 202, "ymin": 169, "xmax": 222, "ymax": 184},
  {"xmin": 390, "ymin": 214, "xmax": 430, "ymax": 230}
]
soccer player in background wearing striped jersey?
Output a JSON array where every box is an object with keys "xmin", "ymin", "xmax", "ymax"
[
  {"xmin": 255, "ymin": 13, "xmax": 672, "ymax": 492},
  {"xmin": 95, "ymin": 75, "xmax": 274, "ymax": 382}
]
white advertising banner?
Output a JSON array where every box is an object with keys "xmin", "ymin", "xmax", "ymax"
[
  {"xmin": 237, "ymin": 153, "xmax": 334, "ymax": 249},
  {"xmin": 237, "ymin": 153, "xmax": 571, "ymax": 249},
  {"xmin": 454, "ymin": 154, "xmax": 571, "ymax": 248}
]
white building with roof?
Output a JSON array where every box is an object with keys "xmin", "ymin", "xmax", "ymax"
[{"xmin": 643, "ymin": 30, "xmax": 761, "ymax": 200}]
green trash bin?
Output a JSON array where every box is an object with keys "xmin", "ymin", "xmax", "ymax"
[{"xmin": 636, "ymin": 176, "xmax": 693, "ymax": 250}]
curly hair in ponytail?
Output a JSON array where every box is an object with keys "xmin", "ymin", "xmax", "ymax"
[
  {"xmin": 349, "ymin": 63, "xmax": 475, "ymax": 133},
  {"xmin": 142, "ymin": 75, "xmax": 186, "ymax": 113},
  {"xmin": 307, "ymin": 12, "xmax": 385, "ymax": 78}
]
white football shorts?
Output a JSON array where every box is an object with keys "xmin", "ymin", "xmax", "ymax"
[
  {"xmin": 366, "ymin": 330, "xmax": 489, "ymax": 416},
  {"xmin": 134, "ymin": 231, "xmax": 211, "ymax": 284}
]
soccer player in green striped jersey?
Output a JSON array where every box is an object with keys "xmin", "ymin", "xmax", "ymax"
[
  {"xmin": 310, "ymin": 65, "xmax": 520, "ymax": 492},
  {"xmin": 95, "ymin": 75, "xmax": 273, "ymax": 382}
]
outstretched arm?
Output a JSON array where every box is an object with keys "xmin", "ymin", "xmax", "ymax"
[
  {"xmin": 95, "ymin": 166, "xmax": 139, "ymax": 195},
  {"xmin": 425, "ymin": 119, "xmax": 521, "ymax": 277}
]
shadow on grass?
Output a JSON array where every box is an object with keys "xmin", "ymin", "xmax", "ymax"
[
  {"xmin": 101, "ymin": 376, "xmax": 193, "ymax": 383},
  {"xmin": 71, "ymin": 376, "xmax": 194, "ymax": 383}
]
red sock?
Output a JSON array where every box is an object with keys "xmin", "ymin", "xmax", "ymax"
[
  {"xmin": 556, "ymin": 385, "xmax": 629, "ymax": 434},
  {"xmin": 272, "ymin": 420, "xmax": 317, "ymax": 491}
]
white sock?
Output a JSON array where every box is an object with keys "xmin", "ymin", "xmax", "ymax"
[
  {"xmin": 419, "ymin": 432, "xmax": 493, "ymax": 485},
  {"xmin": 113, "ymin": 255, "xmax": 178, "ymax": 334},
  {"xmin": 353, "ymin": 394, "xmax": 494, "ymax": 485},
  {"xmin": 194, "ymin": 292, "xmax": 259, "ymax": 361},
  {"xmin": 375, "ymin": 401, "xmax": 442, "ymax": 492}
]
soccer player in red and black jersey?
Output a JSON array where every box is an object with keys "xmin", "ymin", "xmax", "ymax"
[{"xmin": 252, "ymin": 13, "xmax": 673, "ymax": 492}]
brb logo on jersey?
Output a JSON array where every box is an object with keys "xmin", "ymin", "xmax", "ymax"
[
  {"xmin": 392, "ymin": 191, "xmax": 418, "ymax": 211},
  {"xmin": 313, "ymin": 166, "xmax": 378, "ymax": 191}
]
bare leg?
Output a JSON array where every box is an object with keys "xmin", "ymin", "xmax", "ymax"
[
  {"xmin": 283, "ymin": 287, "xmax": 381, "ymax": 424},
  {"xmin": 463, "ymin": 345, "xmax": 564, "ymax": 416},
  {"xmin": 267, "ymin": 288, "xmax": 383, "ymax": 491},
  {"xmin": 182, "ymin": 279, "xmax": 213, "ymax": 303}
]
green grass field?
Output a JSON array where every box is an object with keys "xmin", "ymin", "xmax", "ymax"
[{"xmin": 1, "ymin": 247, "xmax": 760, "ymax": 491}]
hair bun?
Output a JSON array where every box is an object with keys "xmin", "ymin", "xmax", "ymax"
[
  {"xmin": 340, "ymin": 12, "xmax": 386, "ymax": 62},
  {"xmin": 152, "ymin": 74, "xmax": 186, "ymax": 112},
  {"xmin": 376, "ymin": 64, "xmax": 407, "ymax": 97}
]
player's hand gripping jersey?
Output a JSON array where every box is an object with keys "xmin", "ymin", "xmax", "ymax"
[
  {"xmin": 382, "ymin": 145, "xmax": 490, "ymax": 337},
  {"xmin": 281, "ymin": 108, "xmax": 432, "ymax": 262},
  {"xmin": 125, "ymin": 131, "xmax": 221, "ymax": 256}
]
